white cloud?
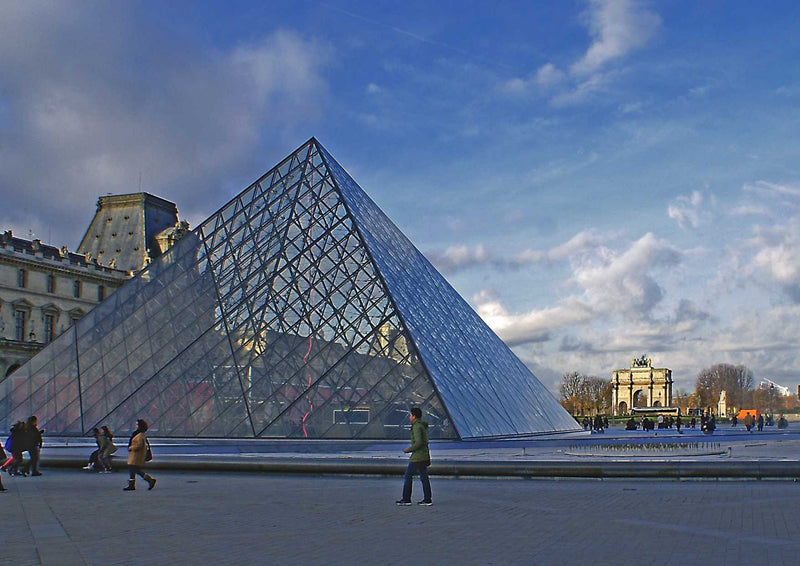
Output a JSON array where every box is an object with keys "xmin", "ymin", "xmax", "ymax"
[
  {"xmin": 470, "ymin": 231, "xmax": 685, "ymax": 349},
  {"xmin": 501, "ymin": 63, "xmax": 566, "ymax": 95},
  {"xmin": 0, "ymin": 5, "xmax": 330, "ymax": 245},
  {"xmin": 730, "ymin": 204, "xmax": 768, "ymax": 217},
  {"xmin": 428, "ymin": 244, "xmax": 490, "ymax": 273},
  {"xmin": 667, "ymin": 190, "xmax": 708, "ymax": 229},
  {"xmin": 548, "ymin": 230, "xmax": 606, "ymax": 261},
  {"xmin": 366, "ymin": 83, "xmax": 382, "ymax": 94},
  {"xmin": 503, "ymin": 0, "xmax": 660, "ymax": 106},
  {"xmin": 474, "ymin": 291, "xmax": 594, "ymax": 347},
  {"xmin": 748, "ymin": 222, "xmax": 800, "ymax": 301},
  {"xmin": 512, "ymin": 249, "xmax": 548, "ymax": 264},
  {"xmin": 743, "ymin": 180, "xmax": 800, "ymax": 198},
  {"xmin": 570, "ymin": 0, "xmax": 661, "ymax": 76},
  {"xmin": 549, "ymin": 72, "xmax": 611, "ymax": 107},
  {"xmin": 567, "ymin": 232, "xmax": 682, "ymax": 317}
]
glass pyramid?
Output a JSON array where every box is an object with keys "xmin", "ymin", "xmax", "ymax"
[{"xmin": 0, "ymin": 138, "xmax": 580, "ymax": 439}]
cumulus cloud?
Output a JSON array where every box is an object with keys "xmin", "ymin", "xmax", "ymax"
[
  {"xmin": 428, "ymin": 230, "xmax": 608, "ymax": 275},
  {"xmin": 667, "ymin": 190, "xmax": 708, "ymax": 229},
  {"xmin": 509, "ymin": 230, "xmax": 605, "ymax": 267},
  {"xmin": 474, "ymin": 291, "xmax": 594, "ymax": 347},
  {"xmin": 748, "ymin": 222, "xmax": 800, "ymax": 301},
  {"xmin": 469, "ymin": 231, "xmax": 685, "ymax": 349},
  {"xmin": 428, "ymin": 244, "xmax": 490, "ymax": 273},
  {"xmin": 0, "ymin": 3, "xmax": 330, "ymax": 246},
  {"xmin": 566, "ymin": 232, "xmax": 682, "ymax": 317}
]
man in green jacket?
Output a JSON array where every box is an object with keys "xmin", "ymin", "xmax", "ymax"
[{"xmin": 396, "ymin": 407, "xmax": 432, "ymax": 506}]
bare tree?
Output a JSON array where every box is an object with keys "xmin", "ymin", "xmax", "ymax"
[
  {"xmin": 559, "ymin": 371, "xmax": 584, "ymax": 414},
  {"xmin": 559, "ymin": 372, "xmax": 611, "ymax": 415},
  {"xmin": 559, "ymin": 371, "xmax": 583, "ymax": 400},
  {"xmin": 695, "ymin": 364, "xmax": 754, "ymax": 410},
  {"xmin": 584, "ymin": 376, "xmax": 611, "ymax": 414}
]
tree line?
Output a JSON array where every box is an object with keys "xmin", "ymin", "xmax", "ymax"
[{"xmin": 559, "ymin": 363, "xmax": 799, "ymax": 416}]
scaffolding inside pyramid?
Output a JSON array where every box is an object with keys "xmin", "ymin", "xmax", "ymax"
[{"xmin": 1, "ymin": 138, "xmax": 581, "ymax": 439}]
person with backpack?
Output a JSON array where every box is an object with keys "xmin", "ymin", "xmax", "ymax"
[{"xmin": 1, "ymin": 421, "xmax": 27, "ymax": 476}]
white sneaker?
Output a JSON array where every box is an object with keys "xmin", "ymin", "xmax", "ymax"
[{"xmin": 82, "ymin": 464, "xmax": 93, "ymax": 470}]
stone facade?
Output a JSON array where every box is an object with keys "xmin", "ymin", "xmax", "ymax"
[
  {"xmin": 1, "ymin": 192, "xmax": 184, "ymax": 381},
  {"xmin": 0, "ymin": 231, "xmax": 130, "ymax": 379},
  {"xmin": 611, "ymin": 356, "xmax": 673, "ymax": 416}
]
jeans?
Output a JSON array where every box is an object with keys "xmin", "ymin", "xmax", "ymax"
[
  {"xmin": 402, "ymin": 460, "xmax": 431, "ymax": 502},
  {"xmin": 128, "ymin": 465, "xmax": 147, "ymax": 480}
]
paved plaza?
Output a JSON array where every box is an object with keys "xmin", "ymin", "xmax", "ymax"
[{"xmin": 2, "ymin": 467, "xmax": 800, "ymax": 566}]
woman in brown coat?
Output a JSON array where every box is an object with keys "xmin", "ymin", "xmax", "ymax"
[{"xmin": 124, "ymin": 419, "xmax": 156, "ymax": 491}]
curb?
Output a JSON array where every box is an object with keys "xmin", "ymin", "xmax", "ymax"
[{"xmin": 41, "ymin": 455, "xmax": 800, "ymax": 479}]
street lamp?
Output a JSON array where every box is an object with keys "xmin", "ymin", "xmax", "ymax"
[{"xmin": 770, "ymin": 383, "xmax": 775, "ymax": 424}]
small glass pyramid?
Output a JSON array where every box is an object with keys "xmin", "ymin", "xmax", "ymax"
[{"xmin": 0, "ymin": 138, "xmax": 580, "ymax": 439}]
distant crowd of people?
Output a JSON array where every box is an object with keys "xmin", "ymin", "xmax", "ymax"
[
  {"xmin": 1, "ymin": 416, "xmax": 157, "ymax": 493},
  {"xmin": 0, "ymin": 415, "xmax": 43, "ymax": 490},
  {"xmin": 581, "ymin": 415, "xmax": 609, "ymax": 433},
  {"xmin": 624, "ymin": 413, "xmax": 686, "ymax": 432},
  {"xmin": 608, "ymin": 410, "xmax": 791, "ymax": 434},
  {"xmin": 731, "ymin": 412, "xmax": 788, "ymax": 431}
]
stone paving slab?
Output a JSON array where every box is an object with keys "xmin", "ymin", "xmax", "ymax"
[{"xmin": 2, "ymin": 469, "xmax": 800, "ymax": 566}]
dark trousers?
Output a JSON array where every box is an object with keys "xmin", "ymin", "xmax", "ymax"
[
  {"xmin": 29, "ymin": 447, "xmax": 40, "ymax": 473},
  {"xmin": 128, "ymin": 465, "xmax": 148, "ymax": 480},
  {"xmin": 402, "ymin": 460, "xmax": 432, "ymax": 502}
]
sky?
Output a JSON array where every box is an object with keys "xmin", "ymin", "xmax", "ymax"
[{"xmin": 3, "ymin": 0, "xmax": 800, "ymax": 395}]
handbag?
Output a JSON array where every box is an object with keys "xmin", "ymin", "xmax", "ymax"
[{"xmin": 145, "ymin": 439, "xmax": 153, "ymax": 462}]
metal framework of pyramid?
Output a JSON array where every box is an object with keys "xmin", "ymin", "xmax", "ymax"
[{"xmin": 1, "ymin": 138, "xmax": 580, "ymax": 439}]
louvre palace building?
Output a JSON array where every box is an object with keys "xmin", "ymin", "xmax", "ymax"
[
  {"xmin": 1, "ymin": 139, "xmax": 580, "ymax": 440},
  {"xmin": 0, "ymin": 193, "xmax": 186, "ymax": 379}
]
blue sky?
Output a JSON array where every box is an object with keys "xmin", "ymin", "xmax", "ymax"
[{"xmin": 3, "ymin": 0, "xmax": 800, "ymax": 394}]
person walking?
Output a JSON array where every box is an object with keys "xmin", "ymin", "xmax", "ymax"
[
  {"xmin": 25, "ymin": 416, "xmax": 44, "ymax": 476},
  {"xmin": 0, "ymin": 442, "xmax": 7, "ymax": 491},
  {"xmin": 123, "ymin": 419, "xmax": 156, "ymax": 491},
  {"xmin": 2, "ymin": 421, "xmax": 27, "ymax": 476},
  {"xmin": 396, "ymin": 408, "xmax": 432, "ymax": 506}
]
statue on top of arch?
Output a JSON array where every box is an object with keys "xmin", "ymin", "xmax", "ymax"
[{"xmin": 631, "ymin": 354, "xmax": 651, "ymax": 368}]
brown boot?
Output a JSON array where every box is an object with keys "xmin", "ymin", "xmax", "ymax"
[
  {"xmin": 145, "ymin": 474, "xmax": 156, "ymax": 490},
  {"xmin": 123, "ymin": 479, "xmax": 136, "ymax": 491}
]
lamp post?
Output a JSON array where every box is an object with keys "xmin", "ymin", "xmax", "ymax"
[{"xmin": 770, "ymin": 383, "xmax": 775, "ymax": 424}]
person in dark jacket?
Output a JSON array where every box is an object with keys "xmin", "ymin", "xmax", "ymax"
[
  {"xmin": 0, "ymin": 442, "xmax": 6, "ymax": 491},
  {"xmin": 396, "ymin": 408, "xmax": 432, "ymax": 506},
  {"xmin": 25, "ymin": 416, "xmax": 44, "ymax": 476},
  {"xmin": 2, "ymin": 421, "xmax": 27, "ymax": 476}
]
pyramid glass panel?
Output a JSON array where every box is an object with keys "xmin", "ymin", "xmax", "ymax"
[{"xmin": 0, "ymin": 138, "xmax": 580, "ymax": 439}]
